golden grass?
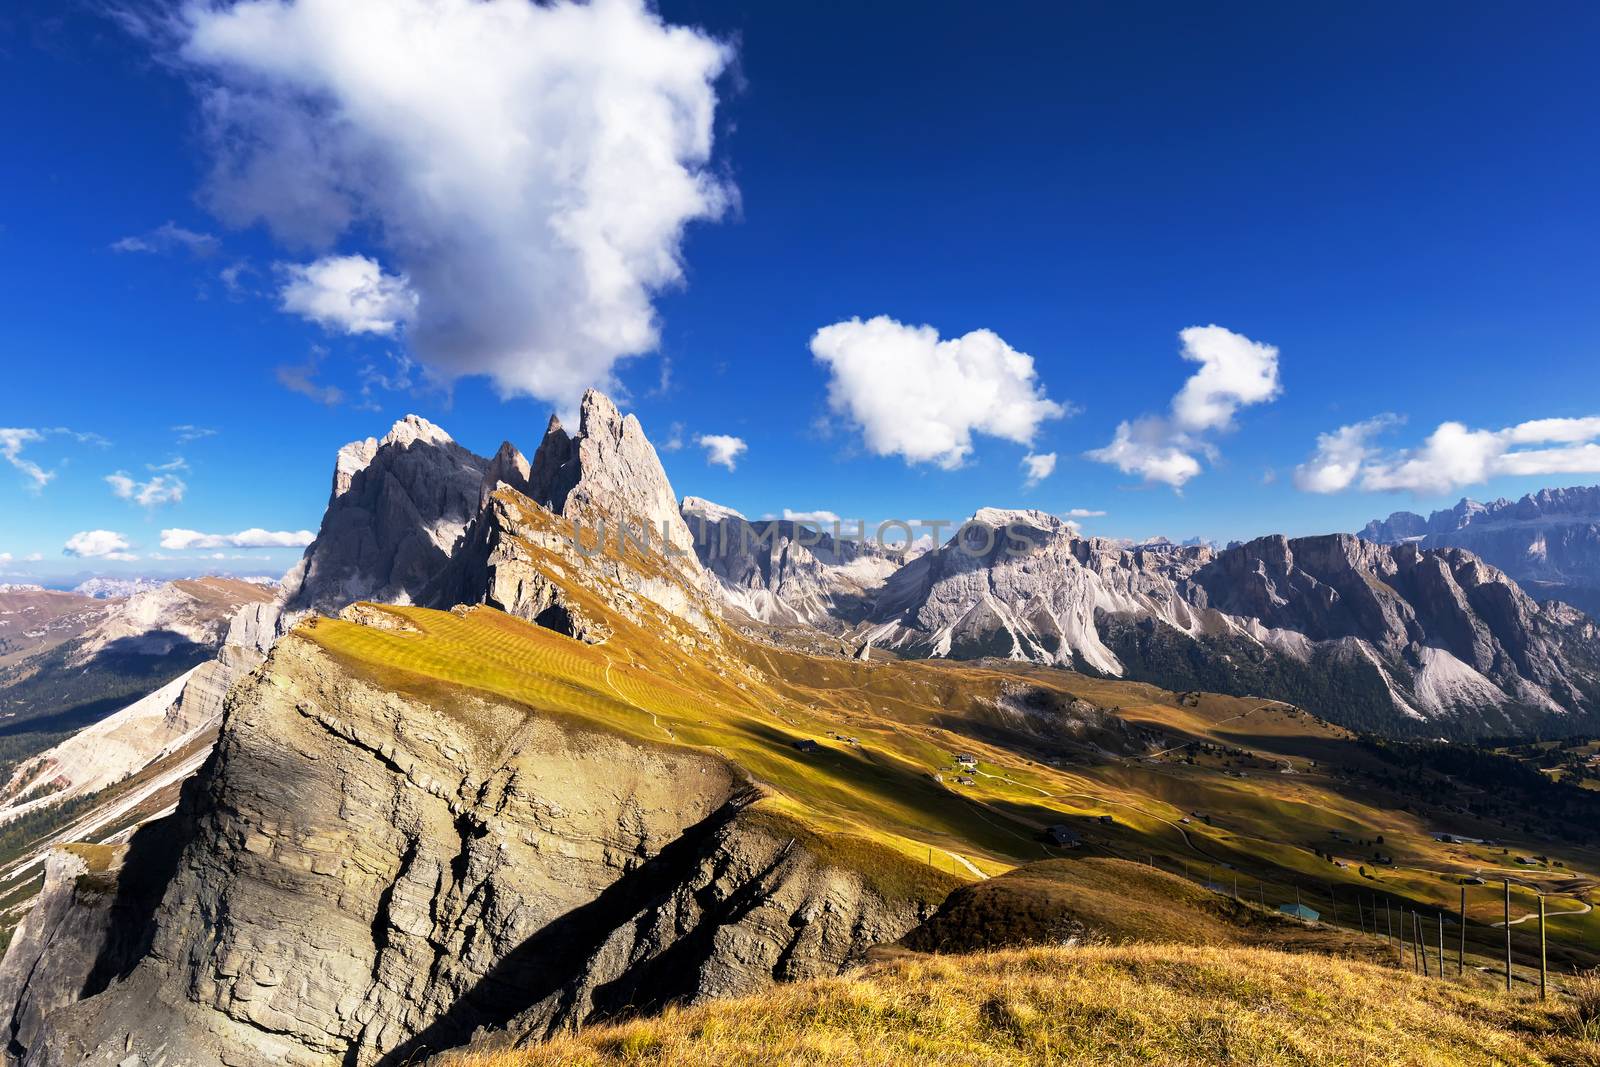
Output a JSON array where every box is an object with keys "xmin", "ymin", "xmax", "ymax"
[{"xmin": 445, "ymin": 943, "xmax": 1597, "ymax": 1066}]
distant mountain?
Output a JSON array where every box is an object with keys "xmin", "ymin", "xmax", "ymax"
[
  {"xmin": 1360, "ymin": 486, "xmax": 1600, "ymax": 615},
  {"xmin": 682, "ymin": 497, "xmax": 905, "ymax": 628},
  {"xmin": 856, "ymin": 509, "xmax": 1600, "ymax": 737},
  {"xmin": 71, "ymin": 577, "xmax": 163, "ymax": 600}
]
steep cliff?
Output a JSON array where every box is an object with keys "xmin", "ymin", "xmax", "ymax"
[
  {"xmin": 280, "ymin": 415, "xmax": 490, "ymax": 616},
  {"xmin": 23, "ymin": 614, "xmax": 933, "ymax": 1066}
]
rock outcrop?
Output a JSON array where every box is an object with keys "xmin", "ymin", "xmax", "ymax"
[
  {"xmin": 280, "ymin": 415, "xmax": 490, "ymax": 616},
  {"xmin": 24, "ymin": 630, "xmax": 921, "ymax": 1065},
  {"xmin": 1361, "ymin": 485, "xmax": 1600, "ymax": 616}
]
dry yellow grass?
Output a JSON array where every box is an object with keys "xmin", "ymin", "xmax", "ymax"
[{"xmin": 446, "ymin": 944, "xmax": 1597, "ymax": 1066}]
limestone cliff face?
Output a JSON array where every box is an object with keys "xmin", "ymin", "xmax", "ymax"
[
  {"xmin": 280, "ymin": 416, "xmax": 490, "ymax": 616},
  {"xmin": 27, "ymin": 632, "xmax": 920, "ymax": 1065}
]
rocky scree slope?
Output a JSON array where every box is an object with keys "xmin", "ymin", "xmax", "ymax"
[{"xmin": 1362, "ymin": 485, "xmax": 1600, "ymax": 616}]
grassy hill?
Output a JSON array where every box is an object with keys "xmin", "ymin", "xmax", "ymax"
[
  {"xmin": 445, "ymin": 943, "xmax": 1599, "ymax": 1066},
  {"xmin": 304, "ymin": 598, "xmax": 1600, "ymax": 975}
]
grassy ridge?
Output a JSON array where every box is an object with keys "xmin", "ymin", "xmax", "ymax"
[
  {"xmin": 303, "ymin": 600, "xmax": 1600, "ymax": 964},
  {"xmin": 446, "ymin": 943, "xmax": 1599, "ymax": 1066}
]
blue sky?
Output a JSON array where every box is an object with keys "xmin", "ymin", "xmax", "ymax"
[{"xmin": 4, "ymin": 0, "xmax": 1600, "ymax": 585}]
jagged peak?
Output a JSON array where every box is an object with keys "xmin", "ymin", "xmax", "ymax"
[
  {"xmin": 682, "ymin": 497, "xmax": 747, "ymax": 523},
  {"xmin": 380, "ymin": 414, "xmax": 455, "ymax": 450}
]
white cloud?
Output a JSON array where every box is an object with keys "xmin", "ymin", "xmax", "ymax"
[
  {"xmin": 279, "ymin": 255, "xmax": 419, "ymax": 336},
  {"xmin": 172, "ymin": 424, "xmax": 217, "ymax": 444},
  {"xmin": 1169, "ymin": 325, "xmax": 1282, "ymax": 432},
  {"xmin": 160, "ymin": 528, "xmax": 316, "ymax": 550},
  {"xmin": 810, "ymin": 315, "xmax": 1069, "ymax": 469},
  {"xmin": 696, "ymin": 433, "xmax": 747, "ymax": 471},
  {"xmin": 111, "ymin": 220, "xmax": 219, "ymax": 257},
  {"xmin": 1088, "ymin": 325, "xmax": 1280, "ymax": 488},
  {"xmin": 782, "ymin": 508, "xmax": 843, "ymax": 525},
  {"xmin": 64, "ymin": 530, "xmax": 137, "ymax": 561},
  {"xmin": 1065, "ymin": 508, "xmax": 1106, "ymax": 518},
  {"xmin": 0, "ymin": 552, "xmax": 10, "ymax": 563},
  {"xmin": 661, "ymin": 421, "xmax": 686, "ymax": 453},
  {"xmin": 1295, "ymin": 414, "xmax": 1600, "ymax": 496},
  {"xmin": 1021, "ymin": 451, "xmax": 1056, "ymax": 487},
  {"xmin": 107, "ymin": 472, "xmax": 187, "ymax": 507},
  {"xmin": 0, "ymin": 428, "xmax": 53, "ymax": 491},
  {"xmin": 1292, "ymin": 415, "xmax": 1402, "ymax": 493},
  {"xmin": 175, "ymin": 0, "xmax": 733, "ymax": 408},
  {"xmin": 1088, "ymin": 415, "xmax": 1205, "ymax": 487},
  {"xmin": 24, "ymin": 553, "xmax": 42, "ymax": 563}
]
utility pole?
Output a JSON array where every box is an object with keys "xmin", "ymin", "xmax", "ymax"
[
  {"xmin": 1504, "ymin": 879, "xmax": 1512, "ymax": 993},
  {"xmin": 1539, "ymin": 895, "xmax": 1548, "ymax": 1001},
  {"xmin": 1458, "ymin": 886, "xmax": 1466, "ymax": 977}
]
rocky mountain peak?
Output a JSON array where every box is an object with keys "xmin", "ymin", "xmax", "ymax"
[
  {"xmin": 282, "ymin": 420, "xmax": 490, "ymax": 615},
  {"xmin": 379, "ymin": 412, "xmax": 456, "ymax": 450},
  {"xmin": 527, "ymin": 387, "xmax": 695, "ymax": 556},
  {"xmin": 480, "ymin": 440, "xmax": 534, "ymax": 509}
]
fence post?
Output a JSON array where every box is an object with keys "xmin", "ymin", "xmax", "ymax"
[
  {"xmin": 1417, "ymin": 912, "xmax": 1428, "ymax": 976},
  {"xmin": 1386, "ymin": 897, "xmax": 1395, "ymax": 956},
  {"xmin": 1437, "ymin": 912, "xmax": 1444, "ymax": 980},
  {"xmin": 1458, "ymin": 886, "xmax": 1466, "ymax": 977},
  {"xmin": 1504, "ymin": 879, "xmax": 1512, "ymax": 993},
  {"xmin": 1539, "ymin": 895, "xmax": 1547, "ymax": 1001}
]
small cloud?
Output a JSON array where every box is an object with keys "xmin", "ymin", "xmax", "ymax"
[
  {"xmin": 1064, "ymin": 508, "xmax": 1106, "ymax": 518},
  {"xmin": 172, "ymin": 425, "xmax": 218, "ymax": 445},
  {"xmin": 159, "ymin": 528, "xmax": 315, "ymax": 550},
  {"xmin": 107, "ymin": 471, "xmax": 186, "ymax": 508},
  {"xmin": 64, "ymin": 530, "xmax": 137, "ymax": 561},
  {"xmin": 0, "ymin": 428, "xmax": 53, "ymax": 491},
  {"xmin": 782, "ymin": 508, "xmax": 843, "ymax": 525},
  {"xmin": 276, "ymin": 350, "xmax": 345, "ymax": 406},
  {"xmin": 696, "ymin": 433, "xmax": 747, "ymax": 471},
  {"xmin": 1021, "ymin": 451, "xmax": 1057, "ymax": 488},
  {"xmin": 811, "ymin": 315, "xmax": 1070, "ymax": 469},
  {"xmin": 1088, "ymin": 325, "xmax": 1281, "ymax": 488},
  {"xmin": 660, "ymin": 421, "xmax": 686, "ymax": 453},
  {"xmin": 111, "ymin": 221, "xmax": 220, "ymax": 258},
  {"xmin": 148, "ymin": 456, "xmax": 190, "ymax": 473},
  {"xmin": 219, "ymin": 260, "xmax": 252, "ymax": 294},
  {"xmin": 279, "ymin": 254, "xmax": 419, "ymax": 336}
]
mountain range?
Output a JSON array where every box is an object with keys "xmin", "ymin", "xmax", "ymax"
[
  {"xmin": 1361, "ymin": 486, "xmax": 1600, "ymax": 617},
  {"xmin": 2, "ymin": 392, "xmax": 1599, "ymax": 1064}
]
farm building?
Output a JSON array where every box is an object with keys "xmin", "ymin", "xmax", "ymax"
[{"xmin": 1046, "ymin": 825, "xmax": 1082, "ymax": 847}]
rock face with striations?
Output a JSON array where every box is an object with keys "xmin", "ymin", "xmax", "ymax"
[
  {"xmin": 1360, "ymin": 485, "xmax": 1600, "ymax": 616},
  {"xmin": 24, "ymin": 626, "xmax": 920, "ymax": 1066},
  {"xmin": 858, "ymin": 510, "xmax": 1600, "ymax": 736},
  {"xmin": 280, "ymin": 415, "xmax": 490, "ymax": 617}
]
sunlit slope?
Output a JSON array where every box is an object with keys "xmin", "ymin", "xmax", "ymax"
[
  {"xmin": 448, "ymin": 943, "xmax": 1596, "ymax": 1067},
  {"xmin": 306, "ymin": 599, "xmax": 1600, "ymax": 966}
]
